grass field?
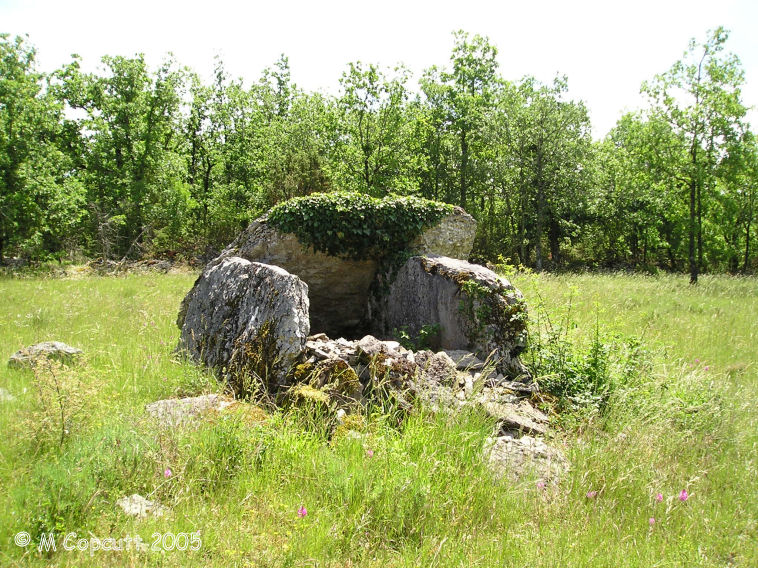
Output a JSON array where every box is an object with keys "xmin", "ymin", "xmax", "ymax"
[{"xmin": 0, "ymin": 270, "xmax": 756, "ymax": 567}]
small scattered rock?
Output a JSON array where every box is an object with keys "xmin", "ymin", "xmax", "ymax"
[
  {"xmin": 8, "ymin": 341, "xmax": 83, "ymax": 369},
  {"xmin": 414, "ymin": 350, "xmax": 458, "ymax": 386},
  {"xmin": 487, "ymin": 433, "xmax": 569, "ymax": 482},
  {"xmin": 476, "ymin": 395, "xmax": 550, "ymax": 436},
  {"xmin": 0, "ymin": 387, "xmax": 16, "ymax": 402},
  {"xmin": 356, "ymin": 335, "xmax": 402, "ymax": 360},
  {"xmin": 145, "ymin": 394, "xmax": 236, "ymax": 428},
  {"xmin": 116, "ymin": 494, "xmax": 168, "ymax": 519}
]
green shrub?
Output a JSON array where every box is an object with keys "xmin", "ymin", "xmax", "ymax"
[{"xmin": 527, "ymin": 310, "xmax": 645, "ymax": 417}]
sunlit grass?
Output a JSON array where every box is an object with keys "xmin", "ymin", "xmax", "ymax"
[{"xmin": 0, "ymin": 270, "xmax": 755, "ymax": 567}]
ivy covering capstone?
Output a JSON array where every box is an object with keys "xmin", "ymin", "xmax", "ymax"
[{"xmin": 267, "ymin": 192, "xmax": 454, "ymax": 260}]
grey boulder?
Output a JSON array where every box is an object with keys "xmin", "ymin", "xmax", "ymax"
[{"xmin": 177, "ymin": 257, "xmax": 309, "ymax": 391}]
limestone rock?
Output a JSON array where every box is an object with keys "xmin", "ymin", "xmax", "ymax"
[
  {"xmin": 177, "ymin": 257, "xmax": 309, "ymax": 391},
  {"xmin": 145, "ymin": 394, "xmax": 236, "ymax": 428},
  {"xmin": 0, "ymin": 387, "xmax": 16, "ymax": 402},
  {"xmin": 356, "ymin": 334, "xmax": 403, "ymax": 360},
  {"xmin": 210, "ymin": 216, "xmax": 377, "ymax": 338},
  {"xmin": 408, "ymin": 206, "xmax": 477, "ymax": 260},
  {"xmin": 475, "ymin": 394, "xmax": 549, "ymax": 436},
  {"xmin": 184, "ymin": 206, "xmax": 476, "ymax": 339},
  {"xmin": 8, "ymin": 341, "xmax": 83, "ymax": 369},
  {"xmin": 487, "ymin": 433, "xmax": 569, "ymax": 482},
  {"xmin": 443, "ymin": 349, "xmax": 486, "ymax": 371},
  {"xmin": 414, "ymin": 350, "xmax": 458, "ymax": 387},
  {"xmin": 116, "ymin": 494, "xmax": 168, "ymax": 519},
  {"xmin": 370, "ymin": 255, "xmax": 530, "ymax": 380}
]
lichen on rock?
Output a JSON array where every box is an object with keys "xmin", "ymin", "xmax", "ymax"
[{"xmin": 177, "ymin": 257, "xmax": 309, "ymax": 395}]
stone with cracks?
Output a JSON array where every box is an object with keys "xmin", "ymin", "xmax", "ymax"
[
  {"xmin": 145, "ymin": 394, "xmax": 236, "ymax": 428},
  {"xmin": 178, "ymin": 256, "xmax": 309, "ymax": 390},
  {"xmin": 370, "ymin": 255, "xmax": 530, "ymax": 380}
]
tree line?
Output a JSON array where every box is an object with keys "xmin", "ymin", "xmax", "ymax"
[{"xmin": 1, "ymin": 29, "xmax": 755, "ymax": 280}]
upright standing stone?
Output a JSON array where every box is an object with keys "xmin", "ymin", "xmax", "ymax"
[
  {"xmin": 370, "ymin": 255, "xmax": 530, "ymax": 380},
  {"xmin": 178, "ymin": 257, "xmax": 309, "ymax": 390}
]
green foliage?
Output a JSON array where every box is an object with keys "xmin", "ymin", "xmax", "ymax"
[
  {"xmin": 392, "ymin": 323, "xmax": 442, "ymax": 351},
  {"xmin": 268, "ymin": 191, "xmax": 453, "ymax": 260},
  {"xmin": 641, "ymin": 27, "xmax": 748, "ymax": 282},
  {"xmin": 528, "ymin": 316, "xmax": 644, "ymax": 416},
  {"xmin": 1, "ymin": 29, "xmax": 757, "ymax": 275}
]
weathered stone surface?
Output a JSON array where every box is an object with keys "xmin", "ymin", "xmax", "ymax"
[
  {"xmin": 8, "ymin": 341, "xmax": 83, "ymax": 368},
  {"xmin": 186, "ymin": 208, "xmax": 476, "ymax": 339},
  {"xmin": 213, "ymin": 216, "xmax": 377, "ymax": 338},
  {"xmin": 145, "ymin": 394, "xmax": 236, "ymax": 428},
  {"xmin": 487, "ymin": 433, "xmax": 569, "ymax": 482},
  {"xmin": 0, "ymin": 387, "xmax": 16, "ymax": 402},
  {"xmin": 443, "ymin": 349, "xmax": 486, "ymax": 371},
  {"xmin": 356, "ymin": 334, "xmax": 403, "ymax": 360},
  {"xmin": 414, "ymin": 350, "xmax": 458, "ymax": 387},
  {"xmin": 178, "ymin": 257, "xmax": 309, "ymax": 389},
  {"xmin": 370, "ymin": 255, "xmax": 530, "ymax": 380},
  {"xmin": 408, "ymin": 206, "xmax": 477, "ymax": 260},
  {"xmin": 475, "ymin": 395, "xmax": 550, "ymax": 436},
  {"xmin": 116, "ymin": 494, "xmax": 168, "ymax": 519}
]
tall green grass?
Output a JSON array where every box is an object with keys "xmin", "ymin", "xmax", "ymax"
[{"xmin": 0, "ymin": 271, "xmax": 755, "ymax": 567}]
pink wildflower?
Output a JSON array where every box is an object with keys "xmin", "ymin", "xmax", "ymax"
[
  {"xmin": 649, "ymin": 517, "xmax": 656, "ymax": 526},
  {"xmin": 679, "ymin": 489, "xmax": 689, "ymax": 502},
  {"xmin": 655, "ymin": 493, "xmax": 663, "ymax": 503},
  {"xmin": 536, "ymin": 481, "xmax": 546, "ymax": 490},
  {"xmin": 586, "ymin": 490, "xmax": 598, "ymax": 499},
  {"xmin": 297, "ymin": 506, "xmax": 307, "ymax": 518},
  {"xmin": 164, "ymin": 468, "xmax": 172, "ymax": 478},
  {"xmin": 366, "ymin": 449, "xmax": 374, "ymax": 458}
]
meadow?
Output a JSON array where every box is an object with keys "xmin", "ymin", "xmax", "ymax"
[{"xmin": 0, "ymin": 269, "xmax": 756, "ymax": 567}]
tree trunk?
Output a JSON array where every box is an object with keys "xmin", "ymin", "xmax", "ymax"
[
  {"xmin": 745, "ymin": 219, "xmax": 752, "ymax": 273},
  {"xmin": 548, "ymin": 217, "xmax": 561, "ymax": 268},
  {"xmin": 697, "ymin": 179, "xmax": 703, "ymax": 271},
  {"xmin": 535, "ymin": 185, "xmax": 544, "ymax": 272},
  {"xmin": 534, "ymin": 151, "xmax": 545, "ymax": 272},
  {"xmin": 460, "ymin": 128, "xmax": 468, "ymax": 209},
  {"xmin": 689, "ymin": 177, "xmax": 698, "ymax": 284}
]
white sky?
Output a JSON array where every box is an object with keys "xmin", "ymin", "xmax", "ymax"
[{"xmin": 2, "ymin": 0, "xmax": 757, "ymax": 138}]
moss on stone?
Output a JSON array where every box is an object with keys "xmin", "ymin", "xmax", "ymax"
[
  {"xmin": 287, "ymin": 384, "xmax": 332, "ymax": 408},
  {"xmin": 226, "ymin": 319, "xmax": 283, "ymax": 398},
  {"xmin": 312, "ymin": 359, "xmax": 362, "ymax": 399},
  {"xmin": 333, "ymin": 412, "xmax": 367, "ymax": 440}
]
